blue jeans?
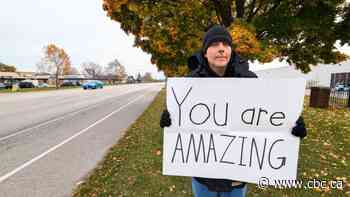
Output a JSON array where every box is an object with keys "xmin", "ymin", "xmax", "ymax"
[{"xmin": 192, "ymin": 178, "xmax": 247, "ymax": 197}]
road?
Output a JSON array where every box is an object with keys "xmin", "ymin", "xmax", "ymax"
[{"xmin": 0, "ymin": 83, "xmax": 163, "ymax": 197}]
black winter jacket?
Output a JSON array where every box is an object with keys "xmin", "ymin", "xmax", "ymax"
[
  {"xmin": 187, "ymin": 51, "xmax": 257, "ymax": 192},
  {"xmin": 187, "ymin": 51, "xmax": 257, "ymax": 78}
]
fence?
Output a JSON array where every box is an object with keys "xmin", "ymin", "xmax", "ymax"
[
  {"xmin": 309, "ymin": 87, "xmax": 350, "ymax": 109},
  {"xmin": 329, "ymin": 89, "xmax": 350, "ymax": 108}
]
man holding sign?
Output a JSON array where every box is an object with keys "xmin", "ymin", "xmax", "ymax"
[{"xmin": 160, "ymin": 25, "xmax": 307, "ymax": 197}]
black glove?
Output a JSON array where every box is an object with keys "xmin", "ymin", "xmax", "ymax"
[
  {"xmin": 160, "ymin": 109, "xmax": 172, "ymax": 128},
  {"xmin": 291, "ymin": 116, "xmax": 307, "ymax": 139}
]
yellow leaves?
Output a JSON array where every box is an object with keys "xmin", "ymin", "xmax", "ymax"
[
  {"xmin": 258, "ymin": 46, "xmax": 279, "ymax": 63},
  {"xmin": 152, "ymin": 40, "xmax": 169, "ymax": 54},
  {"xmin": 329, "ymin": 152, "xmax": 339, "ymax": 159},
  {"xmin": 155, "ymin": 149, "xmax": 161, "ymax": 156},
  {"xmin": 320, "ymin": 170, "xmax": 328, "ymax": 176},
  {"xmin": 63, "ymin": 63, "xmax": 71, "ymax": 75},
  {"xmin": 322, "ymin": 186, "xmax": 331, "ymax": 193},
  {"xmin": 228, "ymin": 22, "xmax": 261, "ymax": 57},
  {"xmin": 334, "ymin": 51, "xmax": 349, "ymax": 63},
  {"xmin": 127, "ymin": 1, "xmax": 139, "ymax": 12},
  {"xmin": 43, "ymin": 43, "xmax": 71, "ymax": 75},
  {"xmin": 162, "ymin": 65, "xmax": 189, "ymax": 77},
  {"xmin": 340, "ymin": 159, "xmax": 347, "ymax": 166},
  {"xmin": 103, "ymin": 0, "xmax": 128, "ymax": 14},
  {"xmin": 226, "ymin": 22, "xmax": 279, "ymax": 63},
  {"xmin": 167, "ymin": 26, "xmax": 177, "ymax": 41},
  {"xmin": 127, "ymin": 176, "xmax": 136, "ymax": 185},
  {"xmin": 168, "ymin": 185, "xmax": 176, "ymax": 192}
]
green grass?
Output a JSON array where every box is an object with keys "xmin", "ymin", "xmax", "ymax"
[
  {"xmin": 0, "ymin": 84, "xmax": 120, "ymax": 94},
  {"xmin": 72, "ymin": 90, "xmax": 349, "ymax": 197},
  {"xmin": 0, "ymin": 86, "xmax": 81, "ymax": 93}
]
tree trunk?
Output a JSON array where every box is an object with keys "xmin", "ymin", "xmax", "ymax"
[
  {"xmin": 212, "ymin": 0, "xmax": 234, "ymax": 27},
  {"xmin": 56, "ymin": 72, "xmax": 59, "ymax": 89},
  {"xmin": 236, "ymin": 0, "xmax": 245, "ymax": 18},
  {"xmin": 55, "ymin": 67, "xmax": 59, "ymax": 89}
]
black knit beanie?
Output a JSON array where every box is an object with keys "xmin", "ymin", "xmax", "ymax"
[{"xmin": 202, "ymin": 25, "xmax": 233, "ymax": 53}]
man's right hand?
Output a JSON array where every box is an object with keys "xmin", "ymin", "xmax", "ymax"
[{"xmin": 160, "ymin": 109, "xmax": 171, "ymax": 128}]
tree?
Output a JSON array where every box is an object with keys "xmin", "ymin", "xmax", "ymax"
[
  {"xmin": 37, "ymin": 44, "xmax": 71, "ymax": 88},
  {"xmin": 142, "ymin": 72, "xmax": 153, "ymax": 82},
  {"xmin": 81, "ymin": 62, "xmax": 102, "ymax": 79},
  {"xmin": 136, "ymin": 72, "xmax": 142, "ymax": 82},
  {"xmin": 106, "ymin": 59, "xmax": 127, "ymax": 81},
  {"xmin": 68, "ymin": 66, "xmax": 79, "ymax": 75},
  {"xmin": 63, "ymin": 63, "xmax": 72, "ymax": 75},
  {"xmin": 103, "ymin": 0, "xmax": 350, "ymax": 75},
  {"xmin": 0, "ymin": 62, "xmax": 16, "ymax": 72}
]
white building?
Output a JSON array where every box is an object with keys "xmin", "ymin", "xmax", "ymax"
[{"xmin": 255, "ymin": 61, "xmax": 350, "ymax": 87}]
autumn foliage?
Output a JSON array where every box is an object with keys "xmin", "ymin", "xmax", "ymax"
[
  {"xmin": 102, "ymin": 0, "xmax": 350, "ymax": 75},
  {"xmin": 41, "ymin": 44, "xmax": 71, "ymax": 88},
  {"xmin": 0, "ymin": 62, "xmax": 16, "ymax": 72}
]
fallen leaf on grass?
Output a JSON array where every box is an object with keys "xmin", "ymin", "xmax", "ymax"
[
  {"xmin": 169, "ymin": 185, "xmax": 176, "ymax": 192},
  {"xmin": 329, "ymin": 152, "xmax": 339, "ymax": 159}
]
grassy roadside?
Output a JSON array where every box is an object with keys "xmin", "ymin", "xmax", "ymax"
[
  {"xmin": 72, "ymin": 90, "xmax": 349, "ymax": 197},
  {"xmin": 0, "ymin": 84, "xmax": 120, "ymax": 94},
  {"xmin": 73, "ymin": 89, "xmax": 192, "ymax": 197},
  {"xmin": 0, "ymin": 86, "xmax": 81, "ymax": 94}
]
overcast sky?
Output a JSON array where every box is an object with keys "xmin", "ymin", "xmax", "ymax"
[
  {"xmin": 1, "ymin": 0, "xmax": 349, "ymax": 78},
  {"xmin": 0, "ymin": 0, "xmax": 164, "ymax": 78}
]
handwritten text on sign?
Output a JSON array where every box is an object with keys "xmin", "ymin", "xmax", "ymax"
[{"xmin": 162, "ymin": 78, "xmax": 306, "ymax": 184}]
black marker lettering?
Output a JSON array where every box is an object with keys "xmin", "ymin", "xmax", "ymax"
[
  {"xmin": 270, "ymin": 112, "xmax": 286, "ymax": 126},
  {"xmin": 220, "ymin": 134, "xmax": 236, "ymax": 164},
  {"xmin": 206, "ymin": 133, "xmax": 217, "ymax": 163},
  {"xmin": 241, "ymin": 108, "xmax": 255, "ymax": 125},
  {"xmin": 213, "ymin": 103, "xmax": 228, "ymax": 126},
  {"xmin": 256, "ymin": 108, "xmax": 268, "ymax": 126},
  {"xmin": 171, "ymin": 133, "xmax": 184, "ymax": 163},
  {"xmin": 268, "ymin": 139, "xmax": 286, "ymax": 169},
  {"xmin": 171, "ymin": 86, "xmax": 192, "ymax": 127},
  {"xmin": 186, "ymin": 133, "xmax": 206, "ymax": 162},
  {"xmin": 190, "ymin": 103, "xmax": 210, "ymax": 125},
  {"xmin": 249, "ymin": 137, "xmax": 267, "ymax": 170},
  {"xmin": 238, "ymin": 136, "xmax": 247, "ymax": 166}
]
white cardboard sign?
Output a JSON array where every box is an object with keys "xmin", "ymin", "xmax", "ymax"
[{"xmin": 162, "ymin": 78, "xmax": 306, "ymax": 184}]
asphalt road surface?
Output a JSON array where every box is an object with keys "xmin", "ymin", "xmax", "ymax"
[{"xmin": 0, "ymin": 83, "xmax": 163, "ymax": 197}]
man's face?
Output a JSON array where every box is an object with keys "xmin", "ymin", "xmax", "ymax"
[{"xmin": 204, "ymin": 41, "xmax": 232, "ymax": 69}]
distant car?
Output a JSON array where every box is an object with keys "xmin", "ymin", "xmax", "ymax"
[
  {"xmin": 61, "ymin": 81, "xmax": 80, "ymax": 87},
  {"xmin": 38, "ymin": 83, "xmax": 49, "ymax": 88},
  {"xmin": 335, "ymin": 84, "xmax": 345, "ymax": 91},
  {"xmin": 18, "ymin": 81, "xmax": 35, "ymax": 88},
  {"xmin": 126, "ymin": 76, "xmax": 135, "ymax": 84},
  {"xmin": 61, "ymin": 81, "xmax": 76, "ymax": 87},
  {"xmin": 82, "ymin": 80, "xmax": 103, "ymax": 90},
  {"xmin": 0, "ymin": 83, "xmax": 5, "ymax": 89},
  {"xmin": 4, "ymin": 82, "xmax": 13, "ymax": 89}
]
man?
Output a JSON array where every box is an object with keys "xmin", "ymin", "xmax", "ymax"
[{"xmin": 160, "ymin": 25, "xmax": 307, "ymax": 197}]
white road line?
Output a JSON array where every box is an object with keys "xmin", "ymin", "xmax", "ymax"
[
  {"xmin": 0, "ymin": 92, "xmax": 148, "ymax": 183},
  {"xmin": 0, "ymin": 88, "xmax": 144, "ymax": 142}
]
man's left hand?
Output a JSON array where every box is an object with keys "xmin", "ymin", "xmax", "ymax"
[{"xmin": 291, "ymin": 116, "xmax": 307, "ymax": 139}]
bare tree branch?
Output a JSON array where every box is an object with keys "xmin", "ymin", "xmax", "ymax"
[{"xmin": 247, "ymin": 0, "xmax": 258, "ymax": 22}]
